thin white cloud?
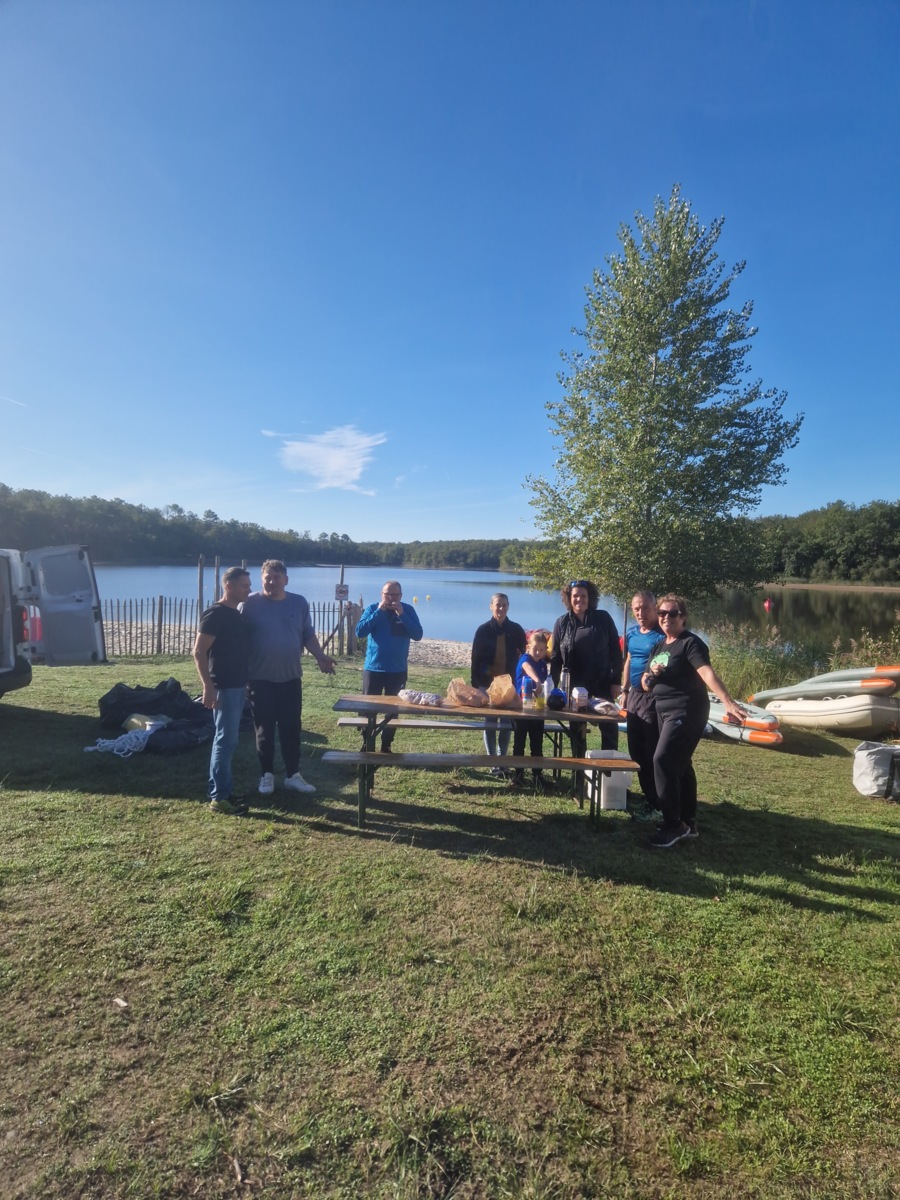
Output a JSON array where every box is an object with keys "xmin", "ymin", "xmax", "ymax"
[
  {"xmin": 2, "ymin": 394, "xmax": 26, "ymax": 407},
  {"xmin": 277, "ymin": 425, "xmax": 386, "ymax": 495},
  {"xmin": 394, "ymin": 463, "xmax": 427, "ymax": 487}
]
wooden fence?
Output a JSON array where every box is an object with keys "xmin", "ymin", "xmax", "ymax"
[{"xmin": 101, "ymin": 597, "xmax": 360, "ymax": 658}]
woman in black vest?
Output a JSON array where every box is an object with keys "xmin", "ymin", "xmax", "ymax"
[{"xmin": 550, "ymin": 580, "xmax": 623, "ymax": 756}]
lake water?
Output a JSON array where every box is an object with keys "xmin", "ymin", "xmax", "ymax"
[
  {"xmin": 94, "ymin": 565, "xmax": 588, "ymax": 642},
  {"xmin": 93, "ymin": 565, "xmax": 899, "ymax": 647}
]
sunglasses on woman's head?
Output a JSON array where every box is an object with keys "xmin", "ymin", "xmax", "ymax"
[{"xmin": 569, "ymin": 580, "xmax": 590, "ymax": 590}]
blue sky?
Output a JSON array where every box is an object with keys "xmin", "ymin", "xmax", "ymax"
[{"xmin": 1, "ymin": 0, "xmax": 897, "ymax": 542}]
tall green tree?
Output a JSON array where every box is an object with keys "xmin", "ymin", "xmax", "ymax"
[{"xmin": 527, "ymin": 186, "xmax": 803, "ymax": 600}]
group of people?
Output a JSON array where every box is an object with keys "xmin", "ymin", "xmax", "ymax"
[
  {"xmin": 193, "ymin": 569, "xmax": 420, "ymax": 816},
  {"xmin": 192, "ymin": 560, "xmax": 335, "ymax": 815},
  {"xmin": 194, "ymin": 568, "xmax": 743, "ymax": 846},
  {"xmin": 471, "ymin": 582, "xmax": 743, "ymax": 848},
  {"xmin": 471, "ymin": 582, "xmax": 622, "ymax": 777}
]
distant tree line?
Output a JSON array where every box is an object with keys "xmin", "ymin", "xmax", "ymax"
[
  {"xmin": 759, "ymin": 500, "xmax": 900, "ymax": 585},
  {"xmin": 1, "ymin": 484, "xmax": 897, "ymax": 584},
  {"xmin": 0, "ymin": 485, "xmax": 539, "ymax": 573}
]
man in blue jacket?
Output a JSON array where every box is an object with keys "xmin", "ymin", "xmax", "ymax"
[{"xmin": 355, "ymin": 580, "xmax": 424, "ymax": 752}]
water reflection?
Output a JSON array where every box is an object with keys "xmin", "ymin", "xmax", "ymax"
[{"xmin": 696, "ymin": 587, "xmax": 900, "ymax": 648}]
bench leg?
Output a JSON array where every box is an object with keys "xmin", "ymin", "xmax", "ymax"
[
  {"xmin": 357, "ymin": 764, "xmax": 368, "ymax": 828},
  {"xmin": 544, "ymin": 728, "xmax": 564, "ymax": 782}
]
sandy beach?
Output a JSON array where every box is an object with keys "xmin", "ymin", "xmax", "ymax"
[{"xmin": 407, "ymin": 638, "xmax": 470, "ymax": 669}]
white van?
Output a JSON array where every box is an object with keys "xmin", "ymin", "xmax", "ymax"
[{"xmin": 0, "ymin": 545, "xmax": 106, "ymax": 698}]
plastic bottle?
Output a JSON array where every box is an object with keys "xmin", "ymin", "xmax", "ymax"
[{"xmin": 520, "ymin": 678, "xmax": 534, "ymax": 709}]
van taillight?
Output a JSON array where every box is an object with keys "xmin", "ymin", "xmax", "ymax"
[{"xmin": 14, "ymin": 604, "xmax": 28, "ymax": 644}]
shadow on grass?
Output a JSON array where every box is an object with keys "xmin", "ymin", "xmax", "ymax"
[
  {"xmin": 0, "ymin": 703, "xmax": 325, "ymax": 804},
  {"xmin": 4, "ymin": 701, "xmax": 896, "ymax": 922},
  {"xmin": 772, "ymin": 728, "xmax": 857, "ymax": 758},
  {"xmin": 311, "ymin": 767, "xmax": 899, "ymax": 920}
]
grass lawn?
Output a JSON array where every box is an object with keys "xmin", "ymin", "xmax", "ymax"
[{"xmin": 0, "ymin": 655, "xmax": 897, "ymax": 1198}]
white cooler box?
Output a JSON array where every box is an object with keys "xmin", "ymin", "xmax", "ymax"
[{"xmin": 585, "ymin": 749, "xmax": 633, "ymax": 811}]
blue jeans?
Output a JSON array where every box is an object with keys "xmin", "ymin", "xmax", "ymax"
[
  {"xmin": 483, "ymin": 715, "xmax": 511, "ymax": 756},
  {"xmin": 208, "ymin": 686, "xmax": 246, "ymax": 801}
]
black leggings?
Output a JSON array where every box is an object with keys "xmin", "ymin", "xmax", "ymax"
[
  {"xmin": 512, "ymin": 718, "xmax": 544, "ymax": 761},
  {"xmin": 653, "ymin": 705, "xmax": 708, "ymax": 827}
]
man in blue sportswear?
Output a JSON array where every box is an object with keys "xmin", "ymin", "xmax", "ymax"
[
  {"xmin": 193, "ymin": 566, "xmax": 252, "ymax": 815},
  {"xmin": 356, "ymin": 580, "xmax": 423, "ymax": 752},
  {"xmin": 621, "ymin": 590, "xmax": 665, "ymax": 812}
]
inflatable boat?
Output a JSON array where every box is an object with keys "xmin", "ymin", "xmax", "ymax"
[
  {"xmin": 707, "ymin": 697, "xmax": 783, "ymax": 747},
  {"xmin": 762, "ymin": 693, "xmax": 900, "ymax": 737},
  {"xmin": 792, "ymin": 665, "xmax": 900, "ymax": 687},
  {"xmin": 750, "ymin": 674, "xmax": 899, "ymax": 707}
]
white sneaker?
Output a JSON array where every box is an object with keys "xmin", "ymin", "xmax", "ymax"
[
  {"xmin": 258, "ymin": 772, "xmax": 275, "ymax": 795},
  {"xmin": 284, "ymin": 772, "xmax": 315, "ymax": 794}
]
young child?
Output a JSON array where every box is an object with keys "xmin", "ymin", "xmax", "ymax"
[{"xmin": 512, "ymin": 630, "xmax": 550, "ymax": 788}]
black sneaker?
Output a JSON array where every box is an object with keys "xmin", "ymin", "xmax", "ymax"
[
  {"xmin": 648, "ymin": 822, "xmax": 689, "ymax": 848},
  {"xmin": 656, "ymin": 819, "xmax": 698, "ymax": 839}
]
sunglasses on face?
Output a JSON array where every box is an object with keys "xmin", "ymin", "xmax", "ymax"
[{"xmin": 658, "ymin": 609, "xmax": 683, "ymax": 619}]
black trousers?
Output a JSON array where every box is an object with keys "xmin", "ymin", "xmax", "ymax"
[
  {"xmin": 625, "ymin": 690, "xmax": 660, "ymax": 806},
  {"xmin": 248, "ymin": 678, "xmax": 302, "ymax": 777},
  {"xmin": 362, "ymin": 669, "xmax": 408, "ymax": 749},
  {"xmin": 653, "ymin": 705, "xmax": 708, "ymax": 827},
  {"xmin": 512, "ymin": 717, "xmax": 544, "ymax": 767}
]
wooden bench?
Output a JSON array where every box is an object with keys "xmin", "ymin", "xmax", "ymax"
[{"xmin": 321, "ymin": 749, "xmax": 638, "ymax": 828}]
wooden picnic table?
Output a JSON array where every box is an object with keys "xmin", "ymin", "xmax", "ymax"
[{"xmin": 330, "ymin": 693, "xmax": 632, "ymax": 827}]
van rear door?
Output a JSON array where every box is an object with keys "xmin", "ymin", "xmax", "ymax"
[{"xmin": 23, "ymin": 545, "xmax": 107, "ymax": 666}]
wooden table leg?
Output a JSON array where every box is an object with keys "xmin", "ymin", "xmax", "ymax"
[{"xmin": 358, "ymin": 715, "xmax": 378, "ymax": 827}]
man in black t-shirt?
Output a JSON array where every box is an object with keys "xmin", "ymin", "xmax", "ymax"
[{"xmin": 193, "ymin": 566, "xmax": 251, "ymax": 814}]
